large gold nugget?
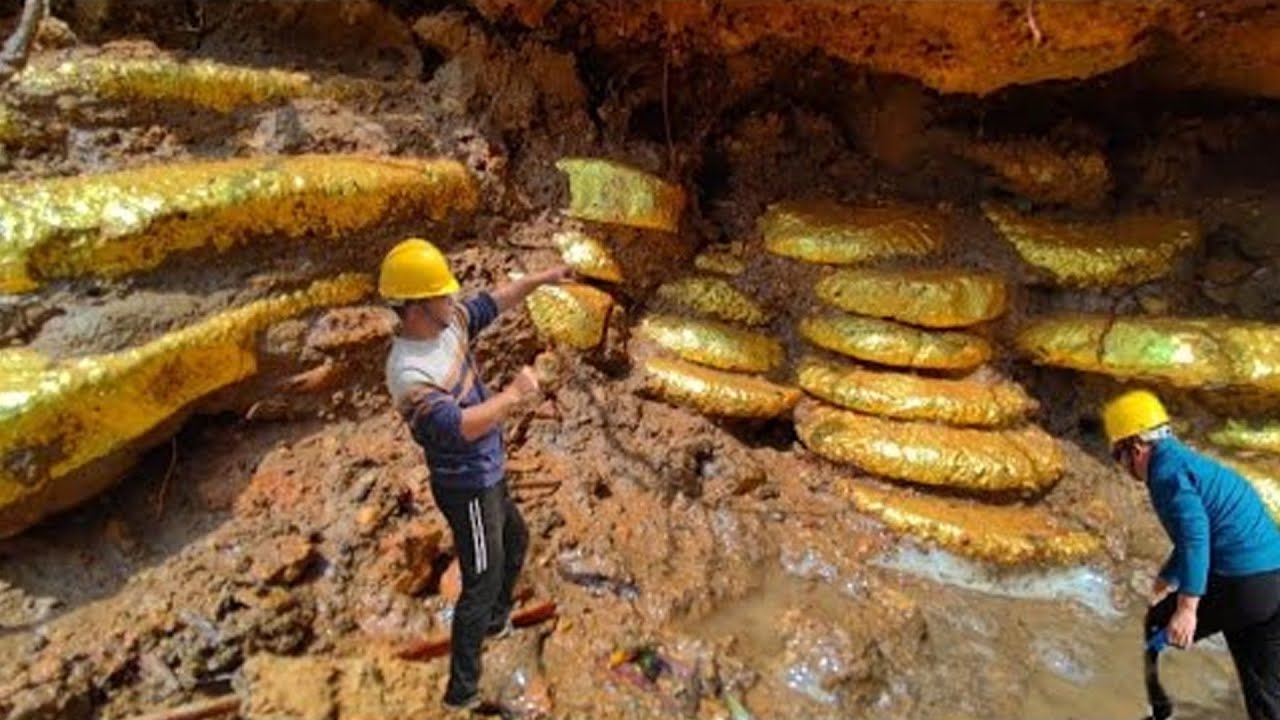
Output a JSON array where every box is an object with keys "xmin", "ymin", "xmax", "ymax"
[
  {"xmin": 554, "ymin": 230, "xmax": 623, "ymax": 283},
  {"xmin": 555, "ymin": 158, "xmax": 686, "ymax": 232},
  {"xmin": 956, "ymin": 140, "xmax": 1111, "ymax": 207},
  {"xmin": 759, "ymin": 199, "xmax": 945, "ymax": 265},
  {"xmin": 797, "ymin": 404, "xmax": 1063, "ymax": 494},
  {"xmin": 638, "ymin": 314, "xmax": 783, "ymax": 373},
  {"xmin": 642, "ymin": 357, "xmax": 801, "ymax": 419},
  {"xmin": 815, "ymin": 268, "xmax": 1007, "ymax": 328},
  {"xmin": 0, "ymin": 274, "xmax": 372, "ymax": 537},
  {"xmin": 525, "ymin": 283, "xmax": 614, "ymax": 350},
  {"xmin": 13, "ymin": 57, "xmax": 319, "ymax": 112},
  {"xmin": 0, "ymin": 154, "xmax": 477, "ymax": 293},
  {"xmin": 796, "ymin": 357, "xmax": 1036, "ymax": 427},
  {"xmin": 836, "ymin": 479, "xmax": 1101, "ymax": 566},
  {"xmin": 655, "ymin": 276, "xmax": 768, "ymax": 326},
  {"xmin": 800, "ymin": 312, "xmax": 991, "ymax": 371},
  {"xmin": 983, "ymin": 203, "xmax": 1199, "ymax": 287},
  {"xmin": 1016, "ymin": 314, "xmax": 1280, "ymax": 393},
  {"xmin": 1209, "ymin": 421, "xmax": 1280, "ymax": 456}
]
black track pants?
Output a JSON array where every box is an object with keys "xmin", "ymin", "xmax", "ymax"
[
  {"xmin": 431, "ymin": 479, "xmax": 528, "ymax": 704},
  {"xmin": 1144, "ymin": 570, "xmax": 1280, "ymax": 720}
]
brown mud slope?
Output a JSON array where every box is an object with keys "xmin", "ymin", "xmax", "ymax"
[{"xmin": 2, "ymin": 1, "xmax": 1280, "ymax": 718}]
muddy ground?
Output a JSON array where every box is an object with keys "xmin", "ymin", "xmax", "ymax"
[{"xmin": 3, "ymin": 1, "xmax": 1280, "ymax": 718}]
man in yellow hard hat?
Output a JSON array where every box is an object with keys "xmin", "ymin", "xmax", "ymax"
[
  {"xmin": 1103, "ymin": 389, "xmax": 1280, "ymax": 720},
  {"xmin": 379, "ymin": 238, "xmax": 569, "ymax": 711}
]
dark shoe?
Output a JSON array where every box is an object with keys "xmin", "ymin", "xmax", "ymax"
[{"xmin": 443, "ymin": 692, "xmax": 480, "ymax": 712}]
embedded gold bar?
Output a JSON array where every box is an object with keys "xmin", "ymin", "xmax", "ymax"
[
  {"xmin": 836, "ymin": 479, "xmax": 1101, "ymax": 566},
  {"xmin": 797, "ymin": 404, "xmax": 1063, "ymax": 494},
  {"xmin": 983, "ymin": 203, "xmax": 1199, "ymax": 287},
  {"xmin": 956, "ymin": 140, "xmax": 1111, "ymax": 207},
  {"xmin": 693, "ymin": 248, "xmax": 745, "ymax": 276},
  {"xmin": 800, "ymin": 312, "xmax": 991, "ymax": 371},
  {"xmin": 1016, "ymin": 314, "xmax": 1280, "ymax": 393},
  {"xmin": 554, "ymin": 230, "xmax": 623, "ymax": 283},
  {"xmin": 638, "ymin": 314, "xmax": 783, "ymax": 373},
  {"xmin": 0, "ymin": 274, "xmax": 372, "ymax": 537},
  {"xmin": 655, "ymin": 276, "xmax": 768, "ymax": 326},
  {"xmin": 796, "ymin": 357, "xmax": 1037, "ymax": 427},
  {"xmin": 1209, "ymin": 421, "xmax": 1280, "ymax": 456},
  {"xmin": 0, "ymin": 154, "xmax": 477, "ymax": 293},
  {"xmin": 13, "ymin": 56, "xmax": 322, "ymax": 113},
  {"xmin": 642, "ymin": 357, "xmax": 801, "ymax": 419},
  {"xmin": 555, "ymin": 158, "xmax": 686, "ymax": 232},
  {"xmin": 815, "ymin": 268, "xmax": 1007, "ymax": 329},
  {"xmin": 525, "ymin": 283, "xmax": 614, "ymax": 350},
  {"xmin": 759, "ymin": 199, "xmax": 945, "ymax": 265}
]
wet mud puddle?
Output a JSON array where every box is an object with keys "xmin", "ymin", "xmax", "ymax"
[{"xmin": 691, "ymin": 548, "xmax": 1243, "ymax": 719}]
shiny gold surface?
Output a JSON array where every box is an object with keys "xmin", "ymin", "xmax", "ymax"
[
  {"xmin": 1208, "ymin": 421, "xmax": 1280, "ymax": 456},
  {"xmin": 796, "ymin": 357, "xmax": 1036, "ymax": 427},
  {"xmin": 638, "ymin": 314, "xmax": 784, "ymax": 373},
  {"xmin": 525, "ymin": 283, "xmax": 614, "ymax": 350},
  {"xmin": 554, "ymin": 230, "xmax": 623, "ymax": 283},
  {"xmin": 642, "ymin": 357, "xmax": 801, "ymax": 419},
  {"xmin": 800, "ymin": 312, "xmax": 991, "ymax": 371},
  {"xmin": 0, "ymin": 154, "xmax": 477, "ymax": 293},
  {"xmin": 0, "ymin": 274, "xmax": 372, "ymax": 537},
  {"xmin": 555, "ymin": 158, "xmax": 686, "ymax": 232},
  {"xmin": 693, "ymin": 248, "xmax": 746, "ymax": 276},
  {"xmin": 983, "ymin": 203, "xmax": 1199, "ymax": 287},
  {"xmin": 956, "ymin": 140, "xmax": 1111, "ymax": 207},
  {"xmin": 1016, "ymin": 314, "xmax": 1280, "ymax": 393},
  {"xmin": 815, "ymin": 268, "xmax": 1007, "ymax": 328},
  {"xmin": 759, "ymin": 199, "xmax": 945, "ymax": 265},
  {"xmin": 836, "ymin": 479, "xmax": 1101, "ymax": 566},
  {"xmin": 797, "ymin": 404, "xmax": 1063, "ymax": 494},
  {"xmin": 13, "ymin": 57, "xmax": 318, "ymax": 112},
  {"xmin": 655, "ymin": 276, "xmax": 768, "ymax": 326}
]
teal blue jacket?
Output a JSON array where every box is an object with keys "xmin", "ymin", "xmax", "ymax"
[{"xmin": 1148, "ymin": 437, "xmax": 1280, "ymax": 596}]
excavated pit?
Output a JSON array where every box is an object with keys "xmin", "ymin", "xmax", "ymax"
[{"xmin": 2, "ymin": 1, "xmax": 1280, "ymax": 718}]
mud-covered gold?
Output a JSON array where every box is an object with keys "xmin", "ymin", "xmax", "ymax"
[
  {"xmin": 797, "ymin": 404, "xmax": 1063, "ymax": 494},
  {"xmin": 760, "ymin": 199, "xmax": 945, "ymax": 265},
  {"xmin": 655, "ymin": 276, "xmax": 767, "ymax": 326},
  {"xmin": 956, "ymin": 140, "xmax": 1111, "ymax": 207},
  {"xmin": 525, "ymin": 283, "xmax": 614, "ymax": 350},
  {"xmin": 0, "ymin": 274, "xmax": 372, "ymax": 537},
  {"xmin": 0, "ymin": 154, "xmax": 477, "ymax": 293},
  {"xmin": 836, "ymin": 479, "xmax": 1101, "ymax": 566},
  {"xmin": 693, "ymin": 249, "xmax": 745, "ymax": 276},
  {"xmin": 554, "ymin": 230, "xmax": 623, "ymax": 283},
  {"xmin": 1209, "ymin": 421, "xmax": 1280, "ymax": 456},
  {"xmin": 13, "ymin": 57, "xmax": 320, "ymax": 113},
  {"xmin": 797, "ymin": 357, "xmax": 1036, "ymax": 427},
  {"xmin": 983, "ymin": 203, "xmax": 1199, "ymax": 287},
  {"xmin": 638, "ymin": 314, "xmax": 783, "ymax": 373},
  {"xmin": 1016, "ymin": 314, "xmax": 1280, "ymax": 393},
  {"xmin": 555, "ymin": 158, "xmax": 685, "ymax": 232},
  {"xmin": 0, "ymin": 101, "xmax": 23, "ymax": 145},
  {"xmin": 642, "ymin": 357, "xmax": 801, "ymax": 419},
  {"xmin": 815, "ymin": 268, "xmax": 1007, "ymax": 328},
  {"xmin": 800, "ymin": 312, "xmax": 991, "ymax": 371}
]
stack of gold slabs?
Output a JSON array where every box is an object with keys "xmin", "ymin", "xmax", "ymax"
[
  {"xmin": 1015, "ymin": 314, "xmax": 1280, "ymax": 393},
  {"xmin": 531, "ymin": 158, "xmax": 690, "ymax": 350},
  {"xmin": 983, "ymin": 202, "xmax": 1200, "ymax": 287},
  {"xmin": 954, "ymin": 139, "xmax": 1112, "ymax": 208},
  {"xmin": 835, "ymin": 479, "xmax": 1101, "ymax": 566},
  {"xmin": 0, "ymin": 154, "xmax": 478, "ymax": 293},
  {"xmin": 759, "ymin": 199, "xmax": 947, "ymax": 265},
  {"xmin": 0, "ymin": 275, "xmax": 373, "ymax": 537}
]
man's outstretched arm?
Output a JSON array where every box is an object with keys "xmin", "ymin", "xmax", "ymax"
[{"xmin": 489, "ymin": 265, "xmax": 572, "ymax": 314}]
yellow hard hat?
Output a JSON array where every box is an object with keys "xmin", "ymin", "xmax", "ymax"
[
  {"xmin": 378, "ymin": 238, "xmax": 459, "ymax": 301},
  {"xmin": 1102, "ymin": 389, "xmax": 1170, "ymax": 447}
]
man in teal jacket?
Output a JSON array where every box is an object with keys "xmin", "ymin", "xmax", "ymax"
[{"xmin": 1104, "ymin": 389, "xmax": 1280, "ymax": 720}]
